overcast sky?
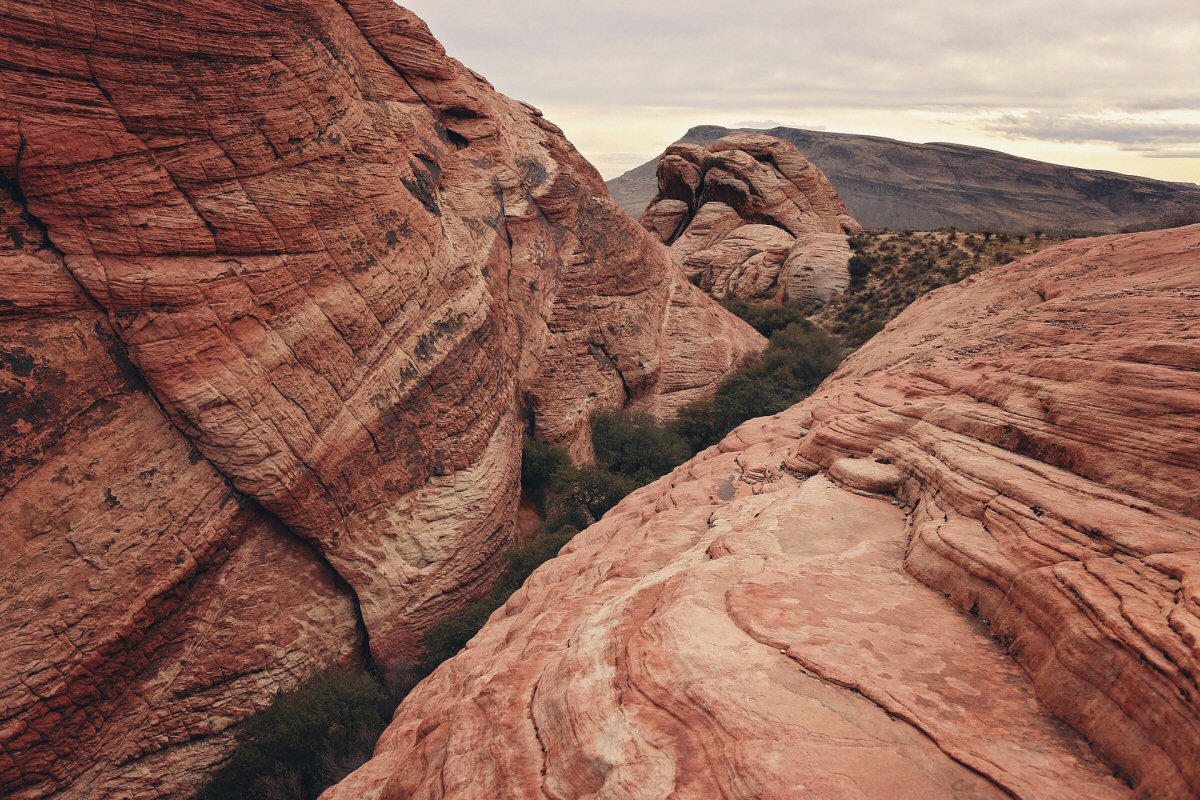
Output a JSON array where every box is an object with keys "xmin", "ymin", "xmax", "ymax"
[{"xmin": 401, "ymin": 1, "xmax": 1200, "ymax": 184}]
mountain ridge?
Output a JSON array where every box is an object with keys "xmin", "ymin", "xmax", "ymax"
[{"xmin": 608, "ymin": 124, "xmax": 1200, "ymax": 234}]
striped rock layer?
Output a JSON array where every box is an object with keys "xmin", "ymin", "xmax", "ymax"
[
  {"xmin": 0, "ymin": 2, "xmax": 762, "ymax": 797},
  {"xmin": 330, "ymin": 225, "xmax": 1200, "ymax": 800}
]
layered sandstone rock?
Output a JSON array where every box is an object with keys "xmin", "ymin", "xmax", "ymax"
[
  {"xmin": 641, "ymin": 134, "xmax": 863, "ymax": 304},
  {"xmin": 329, "ymin": 225, "xmax": 1200, "ymax": 800},
  {"xmin": 0, "ymin": 2, "xmax": 761, "ymax": 797}
]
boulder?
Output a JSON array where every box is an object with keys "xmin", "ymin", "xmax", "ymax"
[{"xmin": 641, "ymin": 133, "xmax": 863, "ymax": 304}]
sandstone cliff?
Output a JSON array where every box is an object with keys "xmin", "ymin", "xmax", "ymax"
[
  {"xmin": 328, "ymin": 224, "xmax": 1200, "ymax": 800},
  {"xmin": 641, "ymin": 134, "xmax": 863, "ymax": 304},
  {"xmin": 0, "ymin": 2, "xmax": 761, "ymax": 797},
  {"xmin": 610, "ymin": 125, "xmax": 1200, "ymax": 235}
]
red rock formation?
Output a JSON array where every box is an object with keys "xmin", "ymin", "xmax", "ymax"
[
  {"xmin": 328, "ymin": 225, "xmax": 1200, "ymax": 800},
  {"xmin": 0, "ymin": 2, "xmax": 761, "ymax": 797},
  {"xmin": 642, "ymin": 134, "xmax": 864, "ymax": 304}
]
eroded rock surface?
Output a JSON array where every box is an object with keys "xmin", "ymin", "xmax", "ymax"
[
  {"xmin": 0, "ymin": 2, "xmax": 761, "ymax": 797},
  {"xmin": 640, "ymin": 134, "xmax": 863, "ymax": 304},
  {"xmin": 329, "ymin": 225, "xmax": 1200, "ymax": 800}
]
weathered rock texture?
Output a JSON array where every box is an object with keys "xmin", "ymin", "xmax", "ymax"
[
  {"xmin": 611, "ymin": 124, "xmax": 1200, "ymax": 235},
  {"xmin": 641, "ymin": 134, "xmax": 863, "ymax": 304},
  {"xmin": 328, "ymin": 225, "xmax": 1200, "ymax": 800},
  {"xmin": 0, "ymin": 2, "xmax": 761, "ymax": 797}
]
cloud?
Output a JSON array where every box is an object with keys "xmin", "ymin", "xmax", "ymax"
[
  {"xmin": 984, "ymin": 112, "xmax": 1200, "ymax": 156},
  {"xmin": 1142, "ymin": 151, "xmax": 1200, "ymax": 160},
  {"xmin": 731, "ymin": 120, "xmax": 820, "ymax": 130},
  {"xmin": 405, "ymin": 0, "xmax": 1199, "ymax": 112}
]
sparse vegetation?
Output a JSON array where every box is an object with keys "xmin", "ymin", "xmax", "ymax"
[
  {"xmin": 591, "ymin": 409, "xmax": 692, "ymax": 484},
  {"xmin": 520, "ymin": 437, "xmax": 571, "ymax": 506},
  {"xmin": 198, "ymin": 668, "xmax": 396, "ymax": 800},
  {"xmin": 815, "ymin": 229, "xmax": 1062, "ymax": 344},
  {"xmin": 1120, "ymin": 205, "xmax": 1200, "ymax": 233},
  {"xmin": 672, "ymin": 320, "xmax": 843, "ymax": 450},
  {"xmin": 718, "ymin": 297, "xmax": 812, "ymax": 337}
]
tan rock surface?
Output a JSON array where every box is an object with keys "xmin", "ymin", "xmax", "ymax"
[
  {"xmin": 328, "ymin": 225, "xmax": 1200, "ymax": 800},
  {"xmin": 642, "ymin": 134, "xmax": 863, "ymax": 304},
  {"xmin": 0, "ymin": 2, "xmax": 761, "ymax": 797}
]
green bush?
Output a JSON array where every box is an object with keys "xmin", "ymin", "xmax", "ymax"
[
  {"xmin": 844, "ymin": 319, "xmax": 886, "ymax": 345},
  {"xmin": 719, "ymin": 298, "xmax": 812, "ymax": 337},
  {"xmin": 672, "ymin": 322, "xmax": 842, "ymax": 450},
  {"xmin": 520, "ymin": 434, "xmax": 643, "ymax": 527},
  {"xmin": 417, "ymin": 600, "xmax": 497, "ymax": 677},
  {"xmin": 521, "ymin": 438, "xmax": 570, "ymax": 506},
  {"xmin": 591, "ymin": 409, "xmax": 691, "ymax": 484},
  {"xmin": 550, "ymin": 464, "xmax": 637, "ymax": 523},
  {"xmin": 198, "ymin": 668, "xmax": 394, "ymax": 800},
  {"xmin": 848, "ymin": 253, "xmax": 874, "ymax": 283},
  {"xmin": 492, "ymin": 529, "xmax": 577, "ymax": 600}
]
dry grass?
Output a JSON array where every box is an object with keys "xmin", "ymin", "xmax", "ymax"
[{"xmin": 814, "ymin": 229, "xmax": 1064, "ymax": 344}]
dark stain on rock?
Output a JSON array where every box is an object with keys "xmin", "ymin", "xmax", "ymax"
[
  {"xmin": 403, "ymin": 157, "xmax": 441, "ymax": 217},
  {"xmin": 2, "ymin": 348, "xmax": 36, "ymax": 377},
  {"xmin": 517, "ymin": 157, "xmax": 549, "ymax": 188}
]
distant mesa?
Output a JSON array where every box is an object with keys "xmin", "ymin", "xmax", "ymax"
[
  {"xmin": 610, "ymin": 124, "xmax": 1200, "ymax": 234},
  {"xmin": 641, "ymin": 133, "xmax": 862, "ymax": 305}
]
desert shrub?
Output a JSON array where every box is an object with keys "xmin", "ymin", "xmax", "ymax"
[
  {"xmin": 197, "ymin": 667, "xmax": 394, "ymax": 800},
  {"xmin": 543, "ymin": 502, "xmax": 592, "ymax": 535},
  {"xmin": 494, "ymin": 529, "xmax": 577, "ymax": 597},
  {"xmin": 521, "ymin": 438, "xmax": 570, "ymax": 507},
  {"xmin": 549, "ymin": 464, "xmax": 638, "ymax": 523},
  {"xmin": 844, "ymin": 318, "xmax": 886, "ymax": 345},
  {"xmin": 719, "ymin": 298, "xmax": 812, "ymax": 337},
  {"xmin": 672, "ymin": 322, "xmax": 842, "ymax": 450},
  {"xmin": 417, "ymin": 601, "xmax": 496, "ymax": 677},
  {"xmin": 848, "ymin": 253, "xmax": 874, "ymax": 283},
  {"xmin": 591, "ymin": 409, "xmax": 691, "ymax": 484}
]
